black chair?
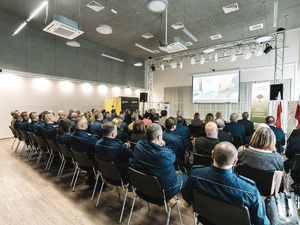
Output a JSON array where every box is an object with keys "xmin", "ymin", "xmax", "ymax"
[
  {"xmin": 193, "ymin": 153, "xmax": 213, "ymax": 167},
  {"xmin": 27, "ymin": 132, "xmax": 38, "ymax": 161},
  {"xmin": 69, "ymin": 149, "xmax": 96, "ymax": 192},
  {"xmin": 290, "ymin": 154, "xmax": 300, "ymax": 199},
  {"xmin": 18, "ymin": 130, "xmax": 31, "ymax": 157},
  {"xmin": 236, "ymin": 164, "xmax": 283, "ymax": 196},
  {"xmin": 14, "ymin": 128, "xmax": 23, "ymax": 153},
  {"xmin": 45, "ymin": 138, "xmax": 62, "ymax": 171},
  {"xmin": 93, "ymin": 158, "xmax": 129, "ymax": 223},
  {"xmin": 193, "ymin": 190, "xmax": 251, "ymax": 225},
  {"xmin": 189, "ymin": 125, "xmax": 202, "ymax": 137},
  {"xmin": 127, "ymin": 167, "xmax": 183, "ymax": 225},
  {"xmin": 9, "ymin": 126, "xmax": 17, "ymax": 149},
  {"xmin": 33, "ymin": 134, "xmax": 49, "ymax": 166},
  {"xmin": 56, "ymin": 143, "xmax": 74, "ymax": 178},
  {"xmin": 232, "ymin": 136, "xmax": 243, "ymax": 149},
  {"xmin": 129, "ymin": 141, "xmax": 137, "ymax": 151},
  {"xmin": 276, "ymin": 140, "xmax": 283, "ymax": 154}
]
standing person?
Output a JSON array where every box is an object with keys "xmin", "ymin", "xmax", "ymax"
[
  {"xmin": 238, "ymin": 112, "xmax": 254, "ymax": 143},
  {"xmin": 124, "ymin": 109, "xmax": 131, "ymax": 125}
]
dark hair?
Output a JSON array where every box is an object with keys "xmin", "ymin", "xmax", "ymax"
[
  {"xmin": 266, "ymin": 116, "xmax": 275, "ymax": 124},
  {"xmin": 165, "ymin": 117, "xmax": 176, "ymax": 130},
  {"xmin": 161, "ymin": 110, "xmax": 167, "ymax": 117},
  {"xmin": 57, "ymin": 118, "xmax": 71, "ymax": 135},
  {"xmin": 133, "ymin": 120, "xmax": 145, "ymax": 133},
  {"xmin": 153, "ymin": 114, "xmax": 160, "ymax": 121},
  {"xmin": 176, "ymin": 116, "xmax": 184, "ymax": 124},
  {"xmin": 242, "ymin": 112, "xmax": 249, "ymax": 119},
  {"xmin": 111, "ymin": 109, "xmax": 116, "ymax": 114},
  {"xmin": 204, "ymin": 113, "xmax": 215, "ymax": 124},
  {"xmin": 39, "ymin": 111, "xmax": 48, "ymax": 121},
  {"xmin": 101, "ymin": 121, "xmax": 116, "ymax": 136},
  {"xmin": 194, "ymin": 113, "xmax": 200, "ymax": 123},
  {"xmin": 21, "ymin": 111, "xmax": 28, "ymax": 119}
]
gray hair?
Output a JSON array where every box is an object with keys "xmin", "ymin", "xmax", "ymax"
[
  {"xmin": 215, "ymin": 118, "xmax": 225, "ymax": 128},
  {"xmin": 214, "ymin": 142, "xmax": 237, "ymax": 167},
  {"xmin": 146, "ymin": 123, "xmax": 162, "ymax": 142},
  {"xmin": 230, "ymin": 113, "xmax": 238, "ymax": 122},
  {"xmin": 95, "ymin": 112, "xmax": 103, "ymax": 120}
]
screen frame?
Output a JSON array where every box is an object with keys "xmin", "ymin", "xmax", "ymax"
[{"xmin": 192, "ymin": 70, "xmax": 240, "ymax": 103}]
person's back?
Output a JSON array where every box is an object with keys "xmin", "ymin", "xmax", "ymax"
[
  {"xmin": 266, "ymin": 116, "xmax": 285, "ymax": 146},
  {"xmin": 42, "ymin": 113, "xmax": 58, "ymax": 140},
  {"xmin": 216, "ymin": 118, "xmax": 232, "ymax": 143},
  {"xmin": 173, "ymin": 116, "xmax": 193, "ymax": 152},
  {"xmin": 19, "ymin": 111, "xmax": 30, "ymax": 131},
  {"xmin": 223, "ymin": 113, "xmax": 245, "ymax": 138},
  {"xmin": 55, "ymin": 118, "xmax": 72, "ymax": 146},
  {"xmin": 237, "ymin": 112, "xmax": 254, "ymax": 137},
  {"xmin": 182, "ymin": 142, "xmax": 270, "ymax": 225},
  {"xmin": 90, "ymin": 112, "xmax": 103, "ymax": 138},
  {"xmin": 34, "ymin": 111, "xmax": 47, "ymax": 137}
]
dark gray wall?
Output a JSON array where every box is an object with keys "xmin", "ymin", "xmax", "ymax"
[{"xmin": 0, "ymin": 9, "xmax": 145, "ymax": 88}]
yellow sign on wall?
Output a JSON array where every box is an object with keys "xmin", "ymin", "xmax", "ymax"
[{"xmin": 105, "ymin": 97, "xmax": 121, "ymax": 113}]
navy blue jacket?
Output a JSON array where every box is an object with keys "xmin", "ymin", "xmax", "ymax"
[
  {"xmin": 70, "ymin": 129, "xmax": 98, "ymax": 156},
  {"xmin": 90, "ymin": 120, "xmax": 103, "ymax": 137},
  {"xmin": 182, "ymin": 165, "xmax": 270, "ymax": 225},
  {"xmin": 223, "ymin": 122, "xmax": 245, "ymax": 139},
  {"xmin": 66, "ymin": 114, "xmax": 71, "ymax": 120},
  {"xmin": 34, "ymin": 121, "xmax": 45, "ymax": 137},
  {"xmin": 285, "ymin": 135, "xmax": 300, "ymax": 159},
  {"xmin": 173, "ymin": 124, "xmax": 193, "ymax": 151},
  {"xmin": 110, "ymin": 114, "xmax": 117, "ymax": 121},
  {"xmin": 70, "ymin": 120, "xmax": 75, "ymax": 132},
  {"xmin": 120, "ymin": 121, "xmax": 128, "ymax": 132},
  {"xmin": 218, "ymin": 130, "xmax": 233, "ymax": 143},
  {"xmin": 269, "ymin": 125, "xmax": 285, "ymax": 146},
  {"xmin": 29, "ymin": 121, "xmax": 38, "ymax": 132},
  {"xmin": 19, "ymin": 120, "xmax": 30, "ymax": 131},
  {"xmin": 102, "ymin": 118, "xmax": 110, "ymax": 123},
  {"xmin": 237, "ymin": 118, "xmax": 254, "ymax": 136},
  {"xmin": 43, "ymin": 124, "xmax": 58, "ymax": 140},
  {"xmin": 116, "ymin": 128, "xmax": 128, "ymax": 143},
  {"xmin": 56, "ymin": 131, "xmax": 72, "ymax": 145},
  {"xmin": 133, "ymin": 140, "xmax": 176, "ymax": 191},
  {"xmin": 124, "ymin": 114, "xmax": 131, "ymax": 125},
  {"xmin": 14, "ymin": 120, "xmax": 22, "ymax": 130},
  {"xmin": 95, "ymin": 137, "xmax": 133, "ymax": 179}
]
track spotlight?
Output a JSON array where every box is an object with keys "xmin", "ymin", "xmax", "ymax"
[
  {"xmin": 151, "ymin": 64, "xmax": 156, "ymax": 71},
  {"xmin": 214, "ymin": 52, "xmax": 218, "ymax": 62},
  {"xmin": 170, "ymin": 61, "xmax": 177, "ymax": 69},
  {"xmin": 200, "ymin": 55, "xmax": 205, "ymax": 65},
  {"xmin": 160, "ymin": 63, "xmax": 164, "ymax": 71},
  {"xmin": 190, "ymin": 56, "xmax": 195, "ymax": 65},
  {"xmin": 263, "ymin": 43, "xmax": 272, "ymax": 54},
  {"xmin": 179, "ymin": 60, "xmax": 183, "ymax": 69}
]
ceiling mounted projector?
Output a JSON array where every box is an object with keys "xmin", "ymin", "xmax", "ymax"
[{"xmin": 147, "ymin": 0, "xmax": 168, "ymax": 13}]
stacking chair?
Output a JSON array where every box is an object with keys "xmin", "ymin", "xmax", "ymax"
[
  {"xmin": 9, "ymin": 126, "xmax": 17, "ymax": 149},
  {"xmin": 69, "ymin": 149, "xmax": 96, "ymax": 192},
  {"xmin": 45, "ymin": 138, "xmax": 62, "ymax": 171},
  {"xmin": 33, "ymin": 134, "xmax": 49, "ymax": 166},
  {"xmin": 56, "ymin": 143, "xmax": 74, "ymax": 178},
  {"xmin": 129, "ymin": 141, "xmax": 137, "ymax": 151},
  {"xmin": 193, "ymin": 190, "xmax": 251, "ymax": 225},
  {"xmin": 27, "ymin": 132, "xmax": 38, "ymax": 160},
  {"xmin": 232, "ymin": 136, "xmax": 243, "ymax": 149},
  {"xmin": 93, "ymin": 158, "xmax": 129, "ymax": 224},
  {"xmin": 276, "ymin": 140, "xmax": 283, "ymax": 154},
  {"xmin": 290, "ymin": 154, "xmax": 300, "ymax": 205},
  {"xmin": 14, "ymin": 129, "xmax": 23, "ymax": 153},
  {"xmin": 235, "ymin": 164, "xmax": 283, "ymax": 196},
  {"xmin": 127, "ymin": 167, "xmax": 183, "ymax": 225},
  {"xmin": 18, "ymin": 130, "xmax": 31, "ymax": 157},
  {"xmin": 193, "ymin": 153, "xmax": 213, "ymax": 167}
]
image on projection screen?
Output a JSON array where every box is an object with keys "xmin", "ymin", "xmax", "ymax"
[{"xmin": 193, "ymin": 70, "xmax": 239, "ymax": 103}]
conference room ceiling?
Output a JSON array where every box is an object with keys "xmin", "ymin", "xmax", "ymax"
[{"xmin": 1, "ymin": 0, "xmax": 300, "ymax": 60}]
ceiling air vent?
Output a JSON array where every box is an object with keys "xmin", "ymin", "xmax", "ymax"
[
  {"xmin": 210, "ymin": 34, "xmax": 222, "ymax": 40},
  {"xmin": 185, "ymin": 41, "xmax": 193, "ymax": 46},
  {"xmin": 249, "ymin": 23, "xmax": 264, "ymax": 31},
  {"xmin": 86, "ymin": 1, "xmax": 105, "ymax": 12},
  {"xmin": 171, "ymin": 22, "xmax": 184, "ymax": 30},
  {"xmin": 141, "ymin": 33, "xmax": 154, "ymax": 39},
  {"xmin": 223, "ymin": 3, "xmax": 239, "ymax": 14}
]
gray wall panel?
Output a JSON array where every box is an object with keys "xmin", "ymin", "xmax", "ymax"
[
  {"xmin": 111, "ymin": 50, "xmax": 125, "ymax": 85},
  {"xmin": 27, "ymin": 47, "xmax": 55, "ymax": 75},
  {"xmin": 55, "ymin": 52, "xmax": 79, "ymax": 79},
  {"xmin": 79, "ymin": 54, "xmax": 97, "ymax": 82}
]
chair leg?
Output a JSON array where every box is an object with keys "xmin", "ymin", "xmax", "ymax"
[
  {"xmin": 11, "ymin": 138, "xmax": 17, "ymax": 149},
  {"xmin": 176, "ymin": 199, "xmax": 183, "ymax": 225},
  {"xmin": 91, "ymin": 172, "xmax": 100, "ymax": 202},
  {"xmin": 119, "ymin": 186, "xmax": 128, "ymax": 224},
  {"xmin": 166, "ymin": 203, "xmax": 171, "ymax": 225},
  {"xmin": 72, "ymin": 168, "xmax": 81, "ymax": 192},
  {"xmin": 147, "ymin": 202, "xmax": 150, "ymax": 212},
  {"xmin": 28, "ymin": 146, "xmax": 35, "ymax": 161},
  {"xmin": 128, "ymin": 192, "xmax": 137, "ymax": 225},
  {"xmin": 45, "ymin": 153, "xmax": 53, "ymax": 171},
  {"xmin": 57, "ymin": 159, "xmax": 65, "ymax": 178},
  {"xmin": 116, "ymin": 186, "xmax": 121, "ymax": 199},
  {"xmin": 95, "ymin": 180, "xmax": 105, "ymax": 207},
  {"xmin": 15, "ymin": 140, "xmax": 21, "ymax": 153},
  {"xmin": 36, "ymin": 149, "xmax": 43, "ymax": 165},
  {"xmin": 193, "ymin": 212, "xmax": 198, "ymax": 225},
  {"xmin": 19, "ymin": 143, "xmax": 26, "ymax": 156},
  {"xmin": 59, "ymin": 160, "xmax": 66, "ymax": 178},
  {"xmin": 47, "ymin": 153, "xmax": 55, "ymax": 171},
  {"xmin": 70, "ymin": 166, "xmax": 78, "ymax": 187}
]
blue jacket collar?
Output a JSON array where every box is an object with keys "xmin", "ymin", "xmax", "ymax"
[{"xmin": 211, "ymin": 165, "xmax": 233, "ymax": 174}]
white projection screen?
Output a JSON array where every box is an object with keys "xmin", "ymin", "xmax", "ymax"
[{"xmin": 192, "ymin": 70, "xmax": 240, "ymax": 103}]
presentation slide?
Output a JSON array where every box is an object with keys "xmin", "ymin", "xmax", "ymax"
[{"xmin": 193, "ymin": 70, "xmax": 240, "ymax": 103}]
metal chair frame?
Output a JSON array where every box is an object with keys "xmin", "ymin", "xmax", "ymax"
[
  {"xmin": 33, "ymin": 134, "xmax": 49, "ymax": 166},
  {"xmin": 27, "ymin": 132, "xmax": 38, "ymax": 161},
  {"xmin": 56, "ymin": 143, "xmax": 75, "ymax": 178},
  {"xmin": 45, "ymin": 138, "xmax": 62, "ymax": 171},
  {"xmin": 9, "ymin": 126, "xmax": 17, "ymax": 149}
]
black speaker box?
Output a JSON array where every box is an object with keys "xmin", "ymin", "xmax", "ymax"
[
  {"xmin": 140, "ymin": 92, "xmax": 148, "ymax": 102},
  {"xmin": 270, "ymin": 84, "xmax": 283, "ymax": 100}
]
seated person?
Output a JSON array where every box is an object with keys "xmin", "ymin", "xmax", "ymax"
[
  {"xmin": 66, "ymin": 109, "xmax": 73, "ymax": 120},
  {"xmin": 195, "ymin": 122, "xmax": 220, "ymax": 156},
  {"xmin": 216, "ymin": 118, "xmax": 232, "ymax": 143},
  {"xmin": 176, "ymin": 111, "xmax": 187, "ymax": 126},
  {"xmin": 215, "ymin": 111, "xmax": 223, "ymax": 120},
  {"xmin": 182, "ymin": 142, "xmax": 270, "ymax": 225},
  {"xmin": 237, "ymin": 124, "xmax": 284, "ymax": 171},
  {"xmin": 199, "ymin": 113, "xmax": 215, "ymax": 134},
  {"xmin": 102, "ymin": 112, "xmax": 111, "ymax": 123},
  {"xmin": 153, "ymin": 113, "xmax": 165, "ymax": 131},
  {"xmin": 90, "ymin": 112, "xmax": 103, "ymax": 138},
  {"xmin": 128, "ymin": 112, "xmax": 139, "ymax": 131},
  {"xmin": 10, "ymin": 110, "xmax": 19, "ymax": 129},
  {"xmin": 133, "ymin": 123, "xmax": 188, "ymax": 199},
  {"xmin": 13, "ymin": 112, "xmax": 22, "ymax": 130},
  {"xmin": 174, "ymin": 116, "xmax": 193, "ymax": 153},
  {"xmin": 70, "ymin": 112, "xmax": 78, "ymax": 132},
  {"xmin": 119, "ymin": 113, "xmax": 128, "ymax": 132},
  {"xmin": 110, "ymin": 109, "xmax": 117, "ymax": 121},
  {"xmin": 19, "ymin": 111, "xmax": 30, "ymax": 131},
  {"xmin": 43, "ymin": 112, "xmax": 58, "ymax": 140},
  {"xmin": 163, "ymin": 117, "xmax": 186, "ymax": 170},
  {"xmin": 124, "ymin": 109, "xmax": 131, "ymax": 125},
  {"xmin": 56, "ymin": 118, "xmax": 72, "ymax": 146},
  {"xmin": 224, "ymin": 113, "xmax": 245, "ymax": 141},
  {"xmin": 57, "ymin": 110, "xmax": 66, "ymax": 124},
  {"xmin": 95, "ymin": 121, "xmax": 133, "ymax": 182},
  {"xmin": 142, "ymin": 112, "xmax": 152, "ymax": 127},
  {"xmin": 28, "ymin": 112, "xmax": 39, "ymax": 132},
  {"xmin": 33, "ymin": 111, "xmax": 48, "ymax": 137},
  {"xmin": 237, "ymin": 112, "xmax": 254, "ymax": 144},
  {"xmin": 289, "ymin": 127, "xmax": 300, "ymax": 139},
  {"xmin": 112, "ymin": 117, "xmax": 128, "ymax": 143},
  {"xmin": 159, "ymin": 110, "xmax": 168, "ymax": 128},
  {"xmin": 191, "ymin": 112, "xmax": 203, "ymax": 127},
  {"xmin": 130, "ymin": 120, "xmax": 146, "ymax": 143},
  {"xmin": 266, "ymin": 116, "xmax": 285, "ymax": 148},
  {"xmin": 284, "ymin": 131, "xmax": 300, "ymax": 172}
]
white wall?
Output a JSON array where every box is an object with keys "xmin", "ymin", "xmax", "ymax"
[
  {"xmin": 153, "ymin": 29, "xmax": 300, "ymax": 104},
  {"xmin": 0, "ymin": 73, "xmax": 143, "ymax": 139}
]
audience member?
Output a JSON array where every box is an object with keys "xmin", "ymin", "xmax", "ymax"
[
  {"xmin": 55, "ymin": 118, "xmax": 72, "ymax": 145},
  {"xmin": 181, "ymin": 142, "xmax": 270, "ymax": 225},
  {"xmin": 110, "ymin": 109, "xmax": 117, "ymax": 121},
  {"xmin": 128, "ymin": 112, "xmax": 139, "ymax": 131},
  {"xmin": 34, "ymin": 111, "xmax": 48, "ymax": 137},
  {"xmin": 102, "ymin": 112, "xmax": 111, "ymax": 123},
  {"xmin": 195, "ymin": 122, "xmax": 220, "ymax": 156},
  {"xmin": 142, "ymin": 112, "xmax": 152, "ymax": 126},
  {"xmin": 215, "ymin": 111, "xmax": 223, "ymax": 120},
  {"xmin": 216, "ymin": 118, "xmax": 232, "ymax": 143},
  {"xmin": 10, "ymin": 110, "xmax": 19, "ymax": 129},
  {"xmin": 153, "ymin": 113, "xmax": 165, "ymax": 131},
  {"xmin": 29, "ymin": 112, "xmax": 39, "ymax": 132},
  {"xmin": 90, "ymin": 112, "xmax": 103, "ymax": 138},
  {"xmin": 223, "ymin": 113, "xmax": 245, "ymax": 140},
  {"xmin": 57, "ymin": 110, "xmax": 66, "ymax": 124},
  {"xmin": 124, "ymin": 109, "xmax": 131, "ymax": 125},
  {"xmin": 95, "ymin": 121, "xmax": 133, "ymax": 182},
  {"xmin": 74, "ymin": 109, "xmax": 80, "ymax": 115},
  {"xmin": 19, "ymin": 111, "xmax": 30, "ymax": 131},
  {"xmin": 66, "ymin": 109, "xmax": 73, "ymax": 120},
  {"xmin": 149, "ymin": 108, "xmax": 155, "ymax": 122},
  {"xmin": 191, "ymin": 112, "xmax": 203, "ymax": 127},
  {"xmin": 136, "ymin": 109, "xmax": 143, "ymax": 120},
  {"xmin": 199, "ymin": 113, "xmax": 215, "ymax": 134},
  {"xmin": 289, "ymin": 127, "xmax": 300, "ymax": 139},
  {"xmin": 133, "ymin": 123, "xmax": 188, "ymax": 199},
  {"xmin": 265, "ymin": 116, "xmax": 285, "ymax": 147},
  {"xmin": 130, "ymin": 120, "xmax": 146, "ymax": 143},
  {"xmin": 70, "ymin": 112, "xmax": 78, "ymax": 132},
  {"xmin": 119, "ymin": 113, "xmax": 128, "ymax": 131},
  {"xmin": 174, "ymin": 116, "xmax": 193, "ymax": 152},
  {"xmin": 112, "ymin": 117, "xmax": 128, "ymax": 143},
  {"xmin": 284, "ymin": 132, "xmax": 300, "ymax": 172},
  {"xmin": 176, "ymin": 111, "xmax": 187, "ymax": 126},
  {"xmin": 13, "ymin": 112, "xmax": 22, "ymax": 130},
  {"xmin": 43, "ymin": 112, "xmax": 58, "ymax": 140},
  {"xmin": 238, "ymin": 112, "xmax": 254, "ymax": 143},
  {"xmin": 237, "ymin": 124, "xmax": 283, "ymax": 171},
  {"xmin": 159, "ymin": 110, "xmax": 168, "ymax": 128}
]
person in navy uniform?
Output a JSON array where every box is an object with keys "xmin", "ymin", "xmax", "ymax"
[
  {"xmin": 33, "ymin": 111, "xmax": 48, "ymax": 137},
  {"xmin": 153, "ymin": 113, "xmax": 165, "ymax": 131},
  {"xmin": 90, "ymin": 112, "xmax": 103, "ymax": 138},
  {"xmin": 176, "ymin": 111, "xmax": 187, "ymax": 126},
  {"xmin": 284, "ymin": 131, "xmax": 300, "ymax": 173},
  {"xmin": 19, "ymin": 111, "xmax": 30, "ymax": 131},
  {"xmin": 110, "ymin": 109, "xmax": 117, "ymax": 121},
  {"xmin": 163, "ymin": 117, "xmax": 186, "ymax": 170},
  {"xmin": 119, "ymin": 113, "xmax": 128, "ymax": 132},
  {"xmin": 66, "ymin": 109, "xmax": 74, "ymax": 120},
  {"xmin": 112, "ymin": 117, "xmax": 128, "ymax": 143},
  {"xmin": 216, "ymin": 118, "xmax": 232, "ymax": 143},
  {"xmin": 173, "ymin": 116, "xmax": 193, "ymax": 152},
  {"xmin": 95, "ymin": 121, "xmax": 133, "ymax": 182},
  {"xmin": 266, "ymin": 116, "xmax": 285, "ymax": 147},
  {"xmin": 133, "ymin": 123, "xmax": 188, "ymax": 200},
  {"xmin": 57, "ymin": 110, "xmax": 66, "ymax": 124},
  {"xmin": 124, "ymin": 109, "xmax": 131, "ymax": 125},
  {"xmin": 42, "ymin": 112, "xmax": 58, "ymax": 140},
  {"xmin": 102, "ymin": 112, "xmax": 111, "ymax": 123},
  {"xmin": 70, "ymin": 112, "xmax": 78, "ymax": 132},
  {"xmin": 56, "ymin": 118, "xmax": 72, "ymax": 146},
  {"xmin": 181, "ymin": 142, "xmax": 270, "ymax": 225},
  {"xmin": 13, "ymin": 112, "xmax": 22, "ymax": 130},
  {"xmin": 29, "ymin": 112, "xmax": 39, "ymax": 132},
  {"xmin": 223, "ymin": 113, "xmax": 245, "ymax": 140},
  {"xmin": 238, "ymin": 112, "xmax": 254, "ymax": 144}
]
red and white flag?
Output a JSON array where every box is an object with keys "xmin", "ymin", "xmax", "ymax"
[
  {"xmin": 274, "ymin": 91, "xmax": 282, "ymax": 130},
  {"xmin": 295, "ymin": 94, "xmax": 300, "ymax": 129}
]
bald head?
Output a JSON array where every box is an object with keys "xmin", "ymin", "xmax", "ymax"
[
  {"xmin": 212, "ymin": 142, "xmax": 238, "ymax": 169},
  {"xmin": 205, "ymin": 122, "xmax": 218, "ymax": 137},
  {"xmin": 215, "ymin": 118, "xmax": 225, "ymax": 129},
  {"xmin": 71, "ymin": 112, "xmax": 78, "ymax": 120}
]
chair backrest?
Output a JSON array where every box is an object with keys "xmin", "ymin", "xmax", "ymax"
[
  {"xmin": 9, "ymin": 126, "xmax": 17, "ymax": 138},
  {"xmin": 291, "ymin": 154, "xmax": 300, "ymax": 184},
  {"xmin": 33, "ymin": 134, "xmax": 48, "ymax": 149},
  {"xmin": 27, "ymin": 132, "xmax": 38, "ymax": 145},
  {"xmin": 95, "ymin": 157, "xmax": 121, "ymax": 181},
  {"xmin": 45, "ymin": 138, "xmax": 60, "ymax": 154},
  {"xmin": 19, "ymin": 130, "xmax": 30, "ymax": 142},
  {"xmin": 193, "ymin": 153, "xmax": 213, "ymax": 167},
  {"xmin": 232, "ymin": 136, "xmax": 243, "ymax": 149},
  {"xmin": 275, "ymin": 140, "xmax": 283, "ymax": 154},
  {"xmin": 57, "ymin": 143, "xmax": 73, "ymax": 160},
  {"xmin": 129, "ymin": 141, "xmax": 137, "ymax": 151},
  {"xmin": 193, "ymin": 190, "xmax": 251, "ymax": 225},
  {"xmin": 15, "ymin": 129, "xmax": 23, "ymax": 140},
  {"xmin": 128, "ymin": 167, "xmax": 164, "ymax": 200},
  {"xmin": 70, "ymin": 148, "xmax": 93, "ymax": 169},
  {"xmin": 236, "ymin": 164, "xmax": 278, "ymax": 196}
]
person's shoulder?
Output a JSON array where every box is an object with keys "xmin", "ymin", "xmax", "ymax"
[{"xmin": 236, "ymin": 174, "xmax": 256, "ymax": 187}]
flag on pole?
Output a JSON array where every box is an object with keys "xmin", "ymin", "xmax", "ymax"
[
  {"xmin": 295, "ymin": 94, "xmax": 300, "ymax": 129},
  {"xmin": 274, "ymin": 91, "xmax": 282, "ymax": 130}
]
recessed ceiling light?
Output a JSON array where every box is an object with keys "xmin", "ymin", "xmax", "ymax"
[
  {"xmin": 203, "ymin": 46, "xmax": 216, "ymax": 53},
  {"xmin": 249, "ymin": 23, "xmax": 263, "ymax": 31},
  {"xmin": 134, "ymin": 62, "xmax": 143, "ymax": 67},
  {"xmin": 147, "ymin": 0, "xmax": 168, "ymax": 13},
  {"xmin": 256, "ymin": 35, "xmax": 273, "ymax": 43},
  {"xmin": 111, "ymin": 9, "xmax": 117, "ymax": 14},
  {"xmin": 141, "ymin": 33, "xmax": 154, "ymax": 39},
  {"xmin": 87, "ymin": 1, "xmax": 105, "ymax": 12},
  {"xmin": 210, "ymin": 34, "xmax": 222, "ymax": 40},
  {"xmin": 185, "ymin": 42, "xmax": 193, "ymax": 46},
  {"xmin": 96, "ymin": 24, "xmax": 112, "ymax": 34},
  {"xmin": 66, "ymin": 41, "xmax": 80, "ymax": 47},
  {"xmin": 223, "ymin": 3, "xmax": 239, "ymax": 14},
  {"xmin": 171, "ymin": 22, "xmax": 184, "ymax": 30}
]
